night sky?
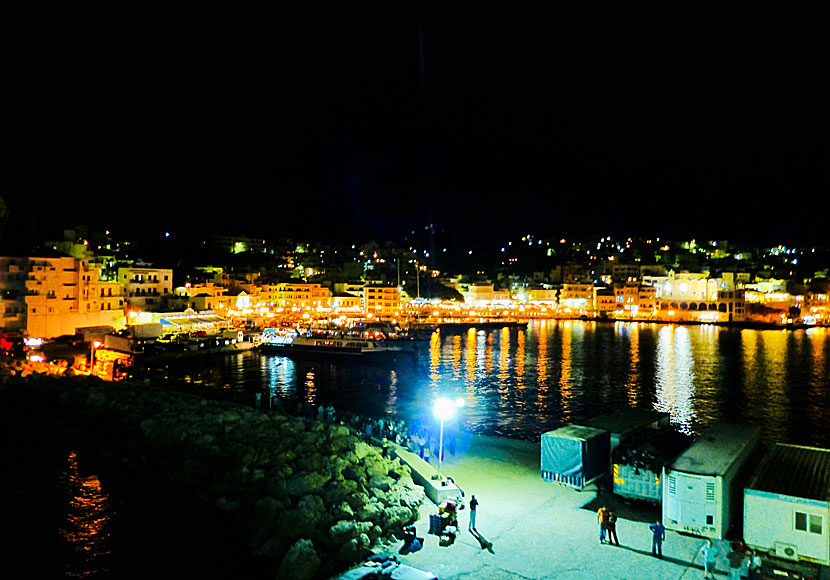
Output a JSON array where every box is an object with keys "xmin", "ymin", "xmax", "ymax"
[{"xmin": 4, "ymin": 7, "xmax": 828, "ymax": 248}]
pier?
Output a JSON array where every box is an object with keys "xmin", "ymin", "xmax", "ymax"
[{"xmin": 390, "ymin": 433, "xmax": 751, "ymax": 580}]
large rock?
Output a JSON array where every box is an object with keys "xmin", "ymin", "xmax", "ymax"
[
  {"xmin": 329, "ymin": 519, "xmax": 373, "ymax": 542},
  {"xmin": 336, "ymin": 536, "xmax": 371, "ymax": 564},
  {"xmin": 369, "ymin": 474, "xmax": 395, "ymax": 492},
  {"xmin": 277, "ymin": 509, "xmax": 318, "ymax": 539},
  {"xmin": 275, "ymin": 539, "xmax": 320, "ymax": 580},
  {"xmin": 330, "ymin": 501, "xmax": 355, "ymax": 521},
  {"xmin": 353, "ymin": 440, "xmax": 373, "ymax": 460},
  {"xmin": 249, "ymin": 496, "xmax": 284, "ymax": 547},
  {"xmin": 287, "ymin": 471, "xmax": 331, "ymax": 497},
  {"xmin": 382, "ymin": 506, "xmax": 416, "ymax": 528},
  {"xmin": 356, "ymin": 501, "xmax": 384, "ymax": 522}
]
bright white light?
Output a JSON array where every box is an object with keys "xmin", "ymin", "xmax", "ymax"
[{"xmin": 434, "ymin": 398, "xmax": 461, "ymax": 420}]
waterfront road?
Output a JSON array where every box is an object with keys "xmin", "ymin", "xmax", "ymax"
[{"xmin": 389, "ymin": 434, "xmax": 733, "ymax": 580}]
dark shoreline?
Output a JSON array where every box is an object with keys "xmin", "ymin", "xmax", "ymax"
[
  {"xmin": 0, "ymin": 380, "xmax": 263, "ymax": 580},
  {"xmin": 0, "ymin": 377, "xmax": 427, "ymax": 580}
]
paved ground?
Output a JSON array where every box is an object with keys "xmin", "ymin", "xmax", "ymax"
[{"xmin": 389, "ymin": 433, "xmax": 736, "ymax": 580}]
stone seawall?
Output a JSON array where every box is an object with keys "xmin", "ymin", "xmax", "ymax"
[{"xmin": 0, "ymin": 376, "xmax": 425, "ymax": 580}]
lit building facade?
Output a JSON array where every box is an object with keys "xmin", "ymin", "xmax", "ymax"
[
  {"xmin": 363, "ymin": 285, "xmax": 400, "ymax": 318},
  {"xmin": 802, "ymin": 292, "xmax": 829, "ymax": 324},
  {"xmin": 644, "ymin": 271, "xmax": 722, "ymax": 302},
  {"xmin": 0, "ymin": 256, "xmax": 29, "ymax": 332},
  {"xmin": 462, "ymin": 283, "xmax": 511, "ymax": 307},
  {"xmin": 276, "ymin": 283, "xmax": 331, "ymax": 309},
  {"xmin": 638, "ymin": 285, "xmax": 658, "ymax": 316},
  {"xmin": 558, "ymin": 284, "xmax": 595, "ymax": 314},
  {"xmin": 332, "ymin": 292, "xmax": 362, "ymax": 311},
  {"xmin": 175, "ymin": 283, "xmax": 228, "ymax": 311},
  {"xmin": 117, "ymin": 266, "xmax": 173, "ymax": 310},
  {"xmin": 523, "ymin": 287, "xmax": 558, "ymax": 306},
  {"xmin": 594, "ymin": 287, "xmax": 616, "ymax": 316},
  {"xmin": 24, "ymin": 256, "xmax": 125, "ymax": 338}
]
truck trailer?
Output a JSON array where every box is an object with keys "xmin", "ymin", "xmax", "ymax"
[
  {"xmin": 743, "ymin": 443, "xmax": 830, "ymax": 579},
  {"xmin": 541, "ymin": 424, "xmax": 609, "ymax": 490},
  {"xmin": 663, "ymin": 422, "xmax": 760, "ymax": 539},
  {"xmin": 612, "ymin": 425, "xmax": 691, "ymax": 504}
]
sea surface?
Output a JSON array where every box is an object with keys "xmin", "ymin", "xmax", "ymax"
[
  {"xmin": 13, "ymin": 320, "xmax": 830, "ymax": 578},
  {"xmin": 161, "ymin": 320, "xmax": 830, "ymax": 448}
]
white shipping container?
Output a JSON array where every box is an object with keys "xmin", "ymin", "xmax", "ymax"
[
  {"xmin": 743, "ymin": 444, "xmax": 830, "ymax": 567},
  {"xmin": 663, "ymin": 423, "xmax": 760, "ymax": 539}
]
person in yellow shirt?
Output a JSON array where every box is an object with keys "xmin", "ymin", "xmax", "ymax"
[{"xmin": 597, "ymin": 506, "xmax": 611, "ymax": 543}]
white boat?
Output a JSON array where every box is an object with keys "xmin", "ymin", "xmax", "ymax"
[{"xmin": 259, "ymin": 326, "xmax": 415, "ymax": 357}]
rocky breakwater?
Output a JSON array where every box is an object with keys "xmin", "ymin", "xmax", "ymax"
[{"xmin": 4, "ymin": 377, "xmax": 425, "ymax": 580}]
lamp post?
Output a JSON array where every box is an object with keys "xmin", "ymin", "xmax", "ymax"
[
  {"xmin": 90, "ymin": 340, "xmax": 102, "ymax": 373},
  {"xmin": 433, "ymin": 397, "xmax": 464, "ymax": 479}
]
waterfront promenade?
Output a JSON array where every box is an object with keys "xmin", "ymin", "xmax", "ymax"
[{"xmin": 389, "ymin": 434, "xmax": 732, "ymax": 580}]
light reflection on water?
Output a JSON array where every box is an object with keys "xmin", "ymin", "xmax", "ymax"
[
  {"xmin": 60, "ymin": 451, "xmax": 112, "ymax": 578},
  {"xmin": 159, "ymin": 321, "xmax": 830, "ymax": 447}
]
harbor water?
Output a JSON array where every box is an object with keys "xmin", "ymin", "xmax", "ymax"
[{"xmin": 160, "ymin": 320, "xmax": 830, "ymax": 448}]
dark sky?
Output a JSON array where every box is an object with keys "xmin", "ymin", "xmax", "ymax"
[{"xmin": 4, "ymin": 7, "xmax": 828, "ymax": 248}]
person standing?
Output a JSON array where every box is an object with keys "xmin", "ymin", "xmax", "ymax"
[
  {"xmin": 699, "ymin": 539, "xmax": 720, "ymax": 579},
  {"xmin": 727, "ymin": 544, "xmax": 748, "ymax": 580},
  {"xmin": 597, "ymin": 506, "xmax": 611, "ymax": 543},
  {"xmin": 747, "ymin": 549, "xmax": 762, "ymax": 580},
  {"xmin": 606, "ymin": 509, "xmax": 620, "ymax": 546},
  {"xmin": 468, "ymin": 495, "xmax": 479, "ymax": 530},
  {"xmin": 649, "ymin": 520, "xmax": 665, "ymax": 558}
]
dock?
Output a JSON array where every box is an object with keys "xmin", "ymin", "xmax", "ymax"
[{"xmin": 386, "ymin": 433, "xmax": 748, "ymax": 580}]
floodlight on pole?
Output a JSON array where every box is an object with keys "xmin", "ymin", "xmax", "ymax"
[{"xmin": 433, "ymin": 397, "xmax": 464, "ymax": 479}]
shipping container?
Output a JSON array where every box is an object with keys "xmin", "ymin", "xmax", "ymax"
[
  {"xmin": 744, "ymin": 443, "xmax": 830, "ymax": 577},
  {"xmin": 541, "ymin": 425, "xmax": 610, "ymax": 490},
  {"xmin": 612, "ymin": 426, "xmax": 692, "ymax": 504},
  {"xmin": 663, "ymin": 422, "xmax": 760, "ymax": 539}
]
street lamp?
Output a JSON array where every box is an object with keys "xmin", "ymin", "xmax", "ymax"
[
  {"xmin": 90, "ymin": 340, "xmax": 102, "ymax": 372},
  {"xmin": 433, "ymin": 397, "xmax": 464, "ymax": 479}
]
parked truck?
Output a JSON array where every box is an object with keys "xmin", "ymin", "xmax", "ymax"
[
  {"xmin": 663, "ymin": 422, "xmax": 761, "ymax": 539},
  {"xmin": 612, "ymin": 425, "xmax": 692, "ymax": 504},
  {"xmin": 743, "ymin": 443, "xmax": 830, "ymax": 579},
  {"xmin": 541, "ymin": 424, "xmax": 610, "ymax": 490}
]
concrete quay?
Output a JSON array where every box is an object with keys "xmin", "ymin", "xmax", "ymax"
[{"xmin": 390, "ymin": 433, "xmax": 736, "ymax": 580}]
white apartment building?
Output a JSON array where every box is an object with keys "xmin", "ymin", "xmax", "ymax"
[
  {"xmin": 4, "ymin": 255, "xmax": 126, "ymax": 338},
  {"xmin": 522, "ymin": 287, "xmax": 558, "ymax": 306},
  {"xmin": 462, "ymin": 283, "xmax": 511, "ymax": 307},
  {"xmin": 276, "ymin": 283, "xmax": 331, "ymax": 310},
  {"xmin": 118, "ymin": 266, "xmax": 173, "ymax": 310},
  {"xmin": 363, "ymin": 285, "xmax": 400, "ymax": 318}
]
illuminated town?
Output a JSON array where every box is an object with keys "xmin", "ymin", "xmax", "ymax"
[{"xmin": 1, "ymin": 224, "xmax": 828, "ymax": 378}]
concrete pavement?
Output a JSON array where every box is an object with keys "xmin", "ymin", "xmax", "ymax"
[{"xmin": 387, "ymin": 433, "xmax": 733, "ymax": 580}]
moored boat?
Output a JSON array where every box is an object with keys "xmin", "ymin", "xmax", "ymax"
[{"xmin": 259, "ymin": 326, "xmax": 415, "ymax": 357}]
